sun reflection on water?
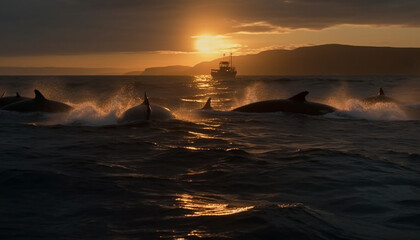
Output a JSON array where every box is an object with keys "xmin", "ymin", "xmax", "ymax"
[
  {"xmin": 181, "ymin": 75, "xmax": 222, "ymax": 107},
  {"xmin": 179, "ymin": 75, "xmax": 236, "ymax": 112},
  {"xmin": 176, "ymin": 194, "xmax": 254, "ymax": 217},
  {"xmin": 183, "ymin": 146, "xmax": 208, "ymax": 151},
  {"xmin": 187, "ymin": 230, "xmax": 214, "ymax": 238},
  {"xmin": 187, "ymin": 131, "xmax": 215, "ymax": 139},
  {"xmin": 194, "ymin": 75, "xmax": 217, "ymax": 90}
]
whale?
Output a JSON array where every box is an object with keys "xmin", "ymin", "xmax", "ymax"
[
  {"xmin": 362, "ymin": 88, "xmax": 399, "ymax": 104},
  {"xmin": 118, "ymin": 92, "xmax": 174, "ymax": 123},
  {"xmin": 1, "ymin": 89, "xmax": 73, "ymax": 113},
  {"xmin": 0, "ymin": 92, "xmax": 30, "ymax": 108},
  {"xmin": 201, "ymin": 98, "xmax": 213, "ymax": 110},
  {"xmin": 231, "ymin": 91, "xmax": 336, "ymax": 115}
]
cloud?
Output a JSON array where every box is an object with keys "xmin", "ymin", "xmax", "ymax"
[
  {"xmin": 229, "ymin": 0, "xmax": 420, "ymax": 29},
  {"xmin": 0, "ymin": 0, "xmax": 419, "ymax": 55},
  {"xmin": 231, "ymin": 22, "xmax": 288, "ymax": 34},
  {"xmin": 0, "ymin": 0, "xmax": 192, "ymax": 55}
]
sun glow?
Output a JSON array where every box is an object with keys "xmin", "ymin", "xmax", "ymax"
[{"xmin": 193, "ymin": 35, "xmax": 241, "ymax": 54}]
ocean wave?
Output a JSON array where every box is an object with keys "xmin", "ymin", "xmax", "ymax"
[{"xmin": 327, "ymin": 99, "xmax": 410, "ymax": 120}]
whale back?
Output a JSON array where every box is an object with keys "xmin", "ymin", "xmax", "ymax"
[
  {"xmin": 0, "ymin": 92, "xmax": 30, "ymax": 108},
  {"xmin": 232, "ymin": 90, "xmax": 335, "ymax": 115},
  {"xmin": 118, "ymin": 93, "xmax": 174, "ymax": 124},
  {"xmin": 1, "ymin": 89, "xmax": 72, "ymax": 113}
]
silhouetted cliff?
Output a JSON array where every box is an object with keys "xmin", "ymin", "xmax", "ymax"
[
  {"xmin": 142, "ymin": 65, "xmax": 192, "ymax": 75},
  {"xmin": 144, "ymin": 44, "xmax": 420, "ymax": 76}
]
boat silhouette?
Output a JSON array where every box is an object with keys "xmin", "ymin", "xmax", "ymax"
[{"xmin": 211, "ymin": 53, "xmax": 237, "ymax": 79}]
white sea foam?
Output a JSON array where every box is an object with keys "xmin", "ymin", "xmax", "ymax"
[{"xmin": 327, "ymin": 98, "xmax": 408, "ymax": 120}]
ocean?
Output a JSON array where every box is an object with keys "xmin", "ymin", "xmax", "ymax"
[{"xmin": 0, "ymin": 75, "xmax": 419, "ymax": 239}]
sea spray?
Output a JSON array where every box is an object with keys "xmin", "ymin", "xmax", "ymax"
[
  {"xmin": 231, "ymin": 82, "xmax": 290, "ymax": 110},
  {"xmin": 328, "ymin": 98, "xmax": 408, "ymax": 120},
  {"xmin": 54, "ymin": 90, "xmax": 141, "ymax": 126},
  {"xmin": 62, "ymin": 101, "xmax": 119, "ymax": 126},
  {"xmin": 1, "ymin": 75, "xmax": 419, "ymax": 240}
]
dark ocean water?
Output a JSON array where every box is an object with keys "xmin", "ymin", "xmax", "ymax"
[{"xmin": 0, "ymin": 75, "xmax": 419, "ymax": 240}]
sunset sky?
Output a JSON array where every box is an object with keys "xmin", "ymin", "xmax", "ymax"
[{"xmin": 1, "ymin": 0, "xmax": 420, "ymax": 72}]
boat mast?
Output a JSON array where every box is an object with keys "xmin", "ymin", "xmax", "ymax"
[{"xmin": 230, "ymin": 52, "xmax": 233, "ymax": 68}]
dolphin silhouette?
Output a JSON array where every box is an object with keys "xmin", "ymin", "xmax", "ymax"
[
  {"xmin": 231, "ymin": 91, "xmax": 336, "ymax": 115},
  {"xmin": 201, "ymin": 98, "xmax": 213, "ymax": 110},
  {"xmin": 0, "ymin": 92, "xmax": 30, "ymax": 108},
  {"xmin": 362, "ymin": 88, "xmax": 399, "ymax": 104},
  {"xmin": 118, "ymin": 92, "xmax": 174, "ymax": 123},
  {"xmin": 1, "ymin": 89, "xmax": 73, "ymax": 113}
]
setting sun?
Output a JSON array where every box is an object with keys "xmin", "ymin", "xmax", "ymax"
[
  {"xmin": 193, "ymin": 35, "xmax": 241, "ymax": 54},
  {"xmin": 1, "ymin": 1, "xmax": 420, "ymax": 239}
]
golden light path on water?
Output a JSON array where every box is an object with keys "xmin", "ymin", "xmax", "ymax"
[
  {"xmin": 181, "ymin": 75, "xmax": 223, "ymax": 106},
  {"xmin": 176, "ymin": 194, "xmax": 254, "ymax": 217},
  {"xmin": 187, "ymin": 131, "xmax": 215, "ymax": 139}
]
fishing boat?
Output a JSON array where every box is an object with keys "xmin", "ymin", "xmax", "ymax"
[{"xmin": 211, "ymin": 53, "xmax": 237, "ymax": 79}]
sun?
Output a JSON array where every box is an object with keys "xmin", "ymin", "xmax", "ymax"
[{"xmin": 193, "ymin": 35, "xmax": 241, "ymax": 54}]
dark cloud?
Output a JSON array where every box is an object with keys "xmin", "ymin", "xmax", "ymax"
[
  {"xmin": 229, "ymin": 0, "xmax": 420, "ymax": 29},
  {"xmin": 0, "ymin": 0, "xmax": 193, "ymax": 55},
  {"xmin": 0, "ymin": 0, "xmax": 419, "ymax": 55},
  {"xmin": 232, "ymin": 22, "xmax": 281, "ymax": 34}
]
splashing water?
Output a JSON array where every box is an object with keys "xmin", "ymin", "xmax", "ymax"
[
  {"xmin": 231, "ymin": 82, "xmax": 291, "ymax": 109},
  {"xmin": 1, "ymin": 76, "xmax": 420, "ymax": 240},
  {"xmin": 327, "ymin": 98, "xmax": 408, "ymax": 120},
  {"xmin": 51, "ymin": 88, "xmax": 142, "ymax": 126},
  {"xmin": 63, "ymin": 102, "xmax": 120, "ymax": 126}
]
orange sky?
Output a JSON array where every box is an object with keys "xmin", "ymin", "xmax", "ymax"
[{"xmin": 1, "ymin": 1, "xmax": 420, "ymax": 73}]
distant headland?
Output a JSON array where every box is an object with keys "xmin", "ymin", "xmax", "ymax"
[
  {"xmin": 142, "ymin": 44, "xmax": 420, "ymax": 76},
  {"xmin": 1, "ymin": 44, "xmax": 420, "ymax": 76}
]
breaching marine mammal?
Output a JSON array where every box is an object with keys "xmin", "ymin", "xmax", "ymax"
[
  {"xmin": 0, "ymin": 92, "xmax": 30, "ymax": 108},
  {"xmin": 362, "ymin": 88, "xmax": 399, "ymax": 104},
  {"xmin": 118, "ymin": 92, "xmax": 174, "ymax": 123},
  {"xmin": 1, "ymin": 89, "xmax": 73, "ymax": 113},
  {"xmin": 231, "ymin": 91, "xmax": 336, "ymax": 115}
]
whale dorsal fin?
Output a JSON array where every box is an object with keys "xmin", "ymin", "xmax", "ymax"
[
  {"xmin": 16, "ymin": 92, "xmax": 20, "ymax": 98},
  {"xmin": 378, "ymin": 88, "xmax": 385, "ymax": 96},
  {"xmin": 34, "ymin": 89, "xmax": 46, "ymax": 100},
  {"xmin": 202, "ymin": 98, "xmax": 213, "ymax": 110},
  {"xmin": 143, "ymin": 92, "xmax": 151, "ymax": 120},
  {"xmin": 143, "ymin": 92, "xmax": 150, "ymax": 106},
  {"xmin": 288, "ymin": 91, "xmax": 309, "ymax": 102}
]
